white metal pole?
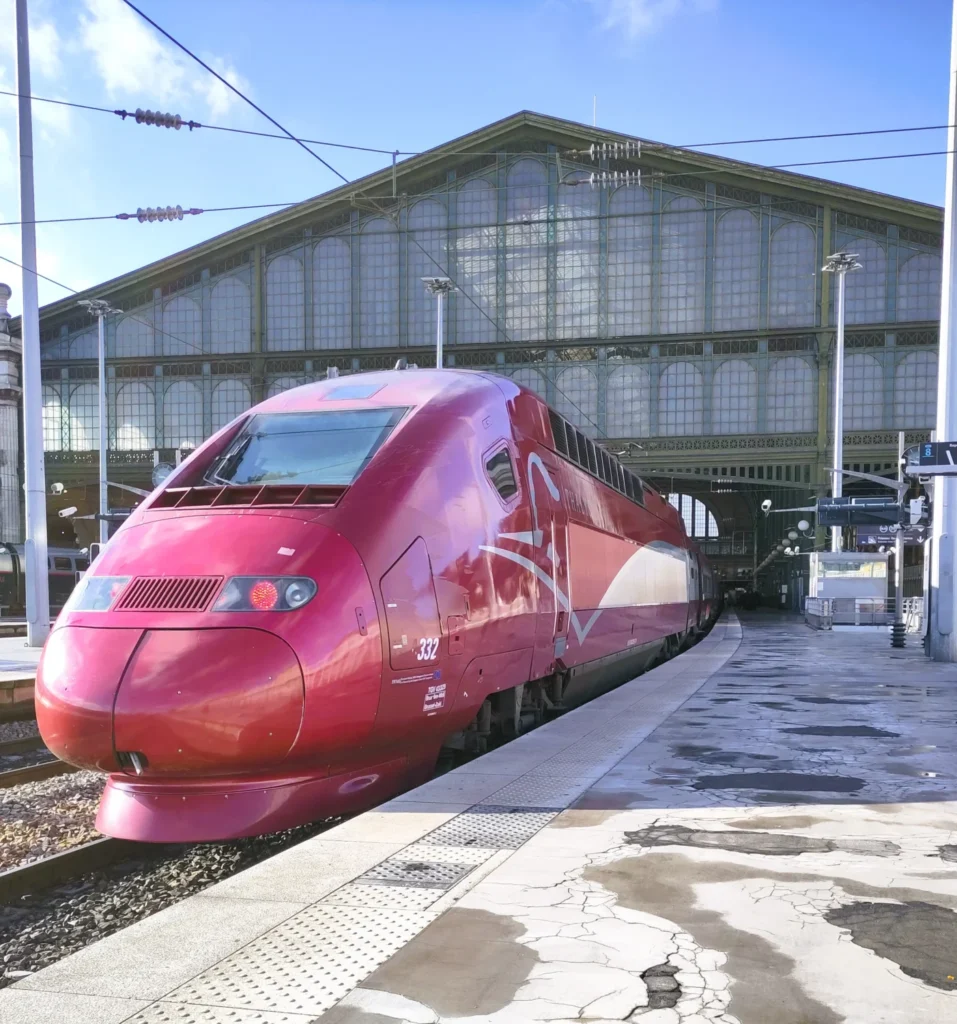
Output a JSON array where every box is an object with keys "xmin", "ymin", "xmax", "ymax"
[
  {"xmin": 97, "ymin": 313, "xmax": 108, "ymax": 545},
  {"xmin": 895, "ymin": 430, "xmax": 905, "ymax": 624},
  {"xmin": 831, "ymin": 267, "xmax": 846, "ymax": 553},
  {"xmin": 15, "ymin": 0, "xmax": 50, "ymax": 646},
  {"xmin": 436, "ymin": 290, "xmax": 444, "ymax": 369},
  {"xmin": 930, "ymin": 0, "xmax": 957, "ymax": 661}
]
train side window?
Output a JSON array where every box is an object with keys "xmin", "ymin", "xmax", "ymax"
[
  {"xmin": 75, "ymin": 558, "xmax": 90, "ymax": 572},
  {"xmin": 0, "ymin": 551, "xmax": 12, "ymax": 574},
  {"xmin": 54, "ymin": 557, "xmax": 72, "ymax": 571},
  {"xmin": 485, "ymin": 448, "xmax": 518, "ymax": 501}
]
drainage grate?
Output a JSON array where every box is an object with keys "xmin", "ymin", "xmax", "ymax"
[
  {"xmin": 418, "ymin": 804, "xmax": 560, "ymax": 849},
  {"xmin": 116, "ymin": 576, "xmax": 223, "ymax": 612},
  {"xmin": 164, "ymin": 904, "xmax": 434, "ymax": 1016},
  {"xmin": 357, "ymin": 857, "xmax": 474, "ymax": 890}
]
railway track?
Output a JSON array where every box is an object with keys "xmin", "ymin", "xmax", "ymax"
[
  {"xmin": 0, "ymin": 733, "xmax": 74, "ymax": 788},
  {"xmin": 0, "ymin": 837, "xmax": 148, "ymax": 904}
]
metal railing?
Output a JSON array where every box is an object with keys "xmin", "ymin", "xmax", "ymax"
[{"xmin": 805, "ymin": 597, "xmax": 924, "ymax": 633}]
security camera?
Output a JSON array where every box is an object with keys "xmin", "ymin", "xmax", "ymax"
[
  {"xmin": 58, "ymin": 506, "xmax": 77, "ymax": 518},
  {"xmin": 50, "ymin": 482, "xmax": 66, "ymax": 496},
  {"xmin": 761, "ymin": 499, "xmax": 772, "ymax": 514}
]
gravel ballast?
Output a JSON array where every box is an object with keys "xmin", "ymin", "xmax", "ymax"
[
  {"xmin": 0, "ymin": 721, "xmax": 40, "ymax": 743},
  {"xmin": 0, "ymin": 771, "xmax": 102, "ymax": 871},
  {"xmin": 0, "ymin": 820, "xmax": 333, "ymax": 985}
]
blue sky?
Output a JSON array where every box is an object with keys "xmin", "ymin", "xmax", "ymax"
[{"xmin": 0, "ymin": 0, "xmax": 953, "ymax": 316}]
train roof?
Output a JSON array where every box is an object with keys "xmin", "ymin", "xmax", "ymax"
[{"xmin": 253, "ymin": 368, "xmax": 497, "ymax": 415}]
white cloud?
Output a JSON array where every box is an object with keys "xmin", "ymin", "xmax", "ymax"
[
  {"xmin": 29, "ymin": 19, "xmax": 62, "ymax": 79},
  {"xmin": 78, "ymin": 0, "xmax": 249, "ymax": 118},
  {"xmin": 590, "ymin": 0, "xmax": 717, "ymax": 40}
]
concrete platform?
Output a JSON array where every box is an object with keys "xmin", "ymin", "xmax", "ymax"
[{"xmin": 3, "ymin": 613, "xmax": 957, "ymax": 1024}]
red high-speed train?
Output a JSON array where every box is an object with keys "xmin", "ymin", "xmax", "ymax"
[{"xmin": 36, "ymin": 369, "xmax": 719, "ymax": 843}]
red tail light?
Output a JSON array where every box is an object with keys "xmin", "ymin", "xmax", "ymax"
[{"xmin": 249, "ymin": 580, "xmax": 279, "ymax": 611}]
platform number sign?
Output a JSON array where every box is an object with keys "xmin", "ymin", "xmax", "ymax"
[{"xmin": 417, "ymin": 636, "xmax": 439, "ymax": 661}]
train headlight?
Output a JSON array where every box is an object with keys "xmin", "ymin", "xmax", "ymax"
[
  {"xmin": 283, "ymin": 580, "xmax": 313, "ymax": 609},
  {"xmin": 212, "ymin": 576, "xmax": 317, "ymax": 612},
  {"xmin": 66, "ymin": 576, "xmax": 130, "ymax": 612}
]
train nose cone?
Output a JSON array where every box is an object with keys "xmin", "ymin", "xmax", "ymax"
[
  {"xmin": 112, "ymin": 628, "xmax": 304, "ymax": 775},
  {"xmin": 37, "ymin": 626, "xmax": 144, "ymax": 770}
]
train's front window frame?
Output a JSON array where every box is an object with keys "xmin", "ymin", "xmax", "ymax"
[{"xmin": 204, "ymin": 407, "xmax": 408, "ymax": 488}]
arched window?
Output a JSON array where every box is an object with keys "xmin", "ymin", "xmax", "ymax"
[
  {"xmin": 212, "ymin": 379, "xmax": 251, "ymax": 432},
  {"xmin": 359, "ymin": 217, "xmax": 399, "ymax": 347},
  {"xmin": 407, "ymin": 200, "xmax": 448, "ymax": 348},
  {"xmin": 660, "ymin": 195, "xmax": 706, "ymax": 334},
  {"xmin": 894, "ymin": 350, "xmax": 937, "ymax": 429},
  {"xmin": 115, "ymin": 309, "xmax": 153, "ymax": 358},
  {"xmin": 712, "ymin": 359, "xmax": 757, "ymax": 435},
  {"xmin": 767, "ymin": 357, "xmax": 815, "ymax": 433},
  {"xmin": 314, "ymin": 237, "xmax": 351, "ymax": 350},
  {"xmin": 607, "ymin": 185, "xmax": 653, "ymax": 336},
  {"xmin": 163, "ymin": 381, "xmax": 203, "ymax": 449},
  {"xmin": 509, "ymin": 367, "xmax": 546, "ymax": 398},
  {"xmin": 843, "ymin": 353, "xmax": 883, "ymax": 430},
  {"xmin": 68, "ymin": 383, "xmax": 98, "ymax": 450},
  {"xmin": 658, "ymin": 361, "xmax": 703, "ymax": 436},
  {"xmin": 455, "ymin": 178, "xmax": 498, "ymax": 344},
  {"xmin": 897, "ymin": 252, "xmax": 942, "ymax": 322},
  {"xmin": 836, "ymin": 238, "xmax": 886, "ymax": 325},
  {"xmin": 713, "ymin": 209, "xmax": 760, "ymax": 331},
  {"xmin": 69, "ymin": 330, "xmax": 96, "ymax": 360},
  {"xmin": 769, "ymin": 221, "xmax": 816, "ymax": 327},
  {"xmin": 554, "ymin": 365, "xmax": 598, "ymax": 439},
  {"xmin": 505, "ymin": 160, "xmax": 548, "ymax": 341},
  {"xmin": 43, "ymin": 337, "xmax": 70, "ymax": 360},
  {"xmin": 42, "ymin": 385, "xmax": 62, "ymax": 451},
  {"xmin": 115, "ymin": 382, "xmax": 155, "ymax": 450},
  {"xmin": 266, "ymin": 255, "xmax": 305, "ymax": 351},
  {"xmin": 162, "ymin": 295, "xmax": 201, "ymax": 356},
  {"xmin": 210, "ymin": 276, "xmax": 252, "ymax": 353},
  {"xmin": 556, "ymin": 179, "xmax": 599, "ymax": 339},
  {"xmin": 606, "ymin": 363, "xmax": 651, "ymax": 437},
  {"xmin": 668, "ymin": 493, "xmax": 719, "ymax": 538}
]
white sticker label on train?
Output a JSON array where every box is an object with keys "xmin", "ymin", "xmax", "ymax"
[{"xmin": 423, "ymin": 683, "xmax": 446, "ymax": 714}]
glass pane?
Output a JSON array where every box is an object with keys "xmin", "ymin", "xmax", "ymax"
[{"xmin": 205, "ymin": 408, "xmax": 406, "ymax": 487}]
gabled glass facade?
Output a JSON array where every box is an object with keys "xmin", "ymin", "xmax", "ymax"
[{"xmin": 37, "ymin": 139, "xmax": 942, "ymax": 473}]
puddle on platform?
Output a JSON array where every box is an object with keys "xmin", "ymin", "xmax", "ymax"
[
  {"xmin": 794, "ymin": 697, "xmax": 871, "ymax": 706},
  {"xmin": 783, "ymin": 726, "xmax": 900, "ymax": 738},
  {"xmin": 825, "ymin": 902, "xmax": 957, "ymax": 992},
  {"xmin": 693, "ymin": 772, "xmax": 865, "ymax": 793},
  {"xmin": 624, "ymin": 824, "xmax": 899, "ymax": 858}
]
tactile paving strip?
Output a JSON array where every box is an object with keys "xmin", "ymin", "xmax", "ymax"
[
  {"xmin": 481, "ymin": 774, "xmax": 594, "ymax": 807},
  {"xmin": 417, "ymin": 804, "xmax": 560, "ymax": 849},
  {"xmin": 124, "ymin": 1003, "xmax": 311, "ymax": 1023},
  {"xmin": 357, "ymin": 857, "xmax": 473, "ymax": 889},
  {"xmin": 320, "ymin": 882, "xmax": 444, "ymax": 910},
  {"xmin": 164, "ymin": 904, "xmax": 435, "ymax": 1016}
]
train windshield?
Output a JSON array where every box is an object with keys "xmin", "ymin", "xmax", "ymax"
[{"xmin": 204, "ymin": 408, "xmax": 407, "ymax": 487}]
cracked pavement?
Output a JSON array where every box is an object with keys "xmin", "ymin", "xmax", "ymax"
[{"xmin": 322, "ymin": 614, "xmax": 957, "ymax": 1023}]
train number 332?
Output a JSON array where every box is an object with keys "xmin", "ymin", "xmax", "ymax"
[{"xmin": 416, "ymin": 637, "xmax": 440, "ymax": 661}]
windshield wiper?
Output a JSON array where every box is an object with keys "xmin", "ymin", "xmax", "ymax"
[{"xmin": 204, "ymin": 434, "xmax": 254, "ymax": 486}]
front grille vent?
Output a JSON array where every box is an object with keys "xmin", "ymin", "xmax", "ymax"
[{"xmin": 115, "ymin": 576, "xmax": 223, "ymax": 612}]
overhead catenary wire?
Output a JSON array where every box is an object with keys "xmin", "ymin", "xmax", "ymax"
[
  {"xmin": 0, "ymin": 87, "xmax": 953, "ymax": 161},
  {"xmin": 118, "ymin": 0, "xmax": 350, "ymax": 184},
  {"xmin": 0, "ymin": 181, "xmax": 945, "ymax": 234}
]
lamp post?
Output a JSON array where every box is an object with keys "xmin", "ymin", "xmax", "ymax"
[
  {"xmin": 421, "ymin": 278, "xmax": 453, "ymax": 368},
  {"xmin": 930, "ymin": 0, "xmax": 957, "ymax": 661},
  {"xmin": 77, "ymin": 300, "xmax": 121, "ymax": 546},
  {"xmin": 15, "ymin": 0, "xmax": 49, "ymax": 646},
  {"xmin": 822, "ymin": 252, "xmax": 861, "ymax": 554}
]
